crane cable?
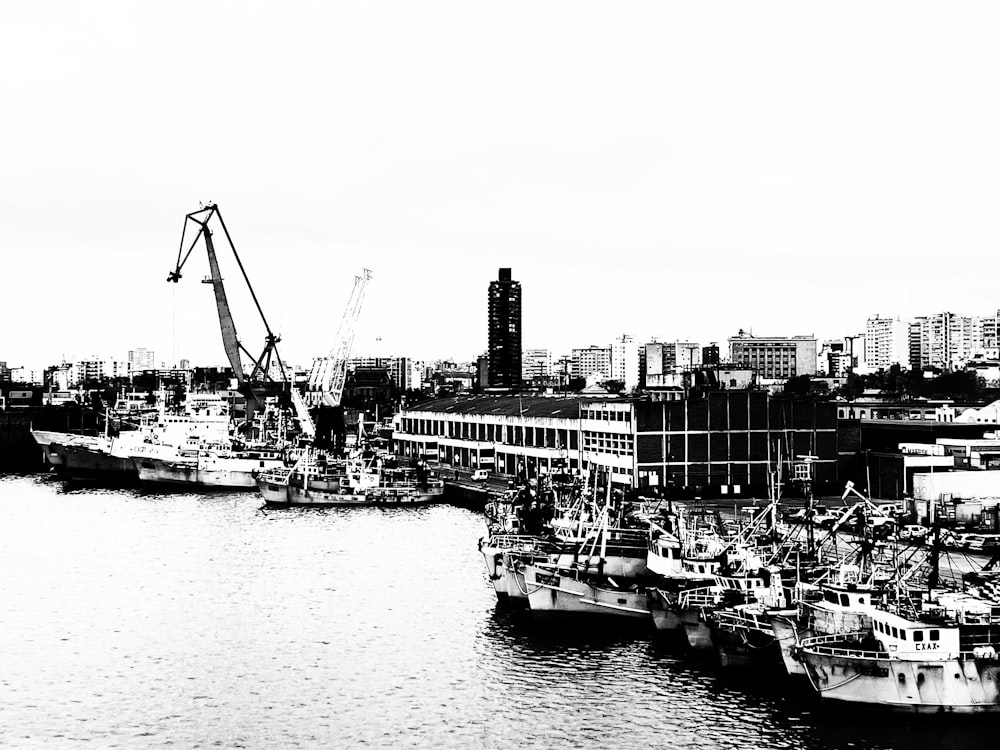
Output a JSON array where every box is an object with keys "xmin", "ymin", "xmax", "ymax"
[{"xmin": 171, "ymin": 282, "xmax": 178, "ymax": 369}]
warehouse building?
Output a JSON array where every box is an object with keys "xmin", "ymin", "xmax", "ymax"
[{"xmin": 394, "ymin": 392, "xmax": 839, "ymax": 494}]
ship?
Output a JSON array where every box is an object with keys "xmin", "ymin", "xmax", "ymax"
[
  {"xmin": 132, "ymin": 444, "xmax": 286, "ymax": 489},
  {"xmin": 794, "ymin": 580, "xmax": 1000, "ymax": 712},
  {"xmin": 256, "ymin": 448, "xmax": 443, "ymax": 507}
]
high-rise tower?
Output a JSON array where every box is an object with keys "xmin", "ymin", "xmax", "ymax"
[{"xmin": 487, "ymin": 268, "xmax": 521, "ymax": 389}]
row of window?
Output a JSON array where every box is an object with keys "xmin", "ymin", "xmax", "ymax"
[
  {"xmin": 874, "ymin": 619, "xmax": 940, "ymax": 642},
  {"xmin": 400, "ymin": 417, "xmax": 580, "ymax": 450},
  {"xmin": 582, "ymin": 409, "xmax": 631, "ymax": 422},
  {"xmin": 583, "ymin": 431, "xmax": 633, "ymax": 457}
]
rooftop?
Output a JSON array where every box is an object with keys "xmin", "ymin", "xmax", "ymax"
[{"xmin": 405, "ymin": 395, "xmax": 631, "ymax": 419}]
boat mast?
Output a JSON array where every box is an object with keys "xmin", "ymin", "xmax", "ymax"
[{"xmin": 927, "ymin": 497, "xmax": 940, "ymax": 591}]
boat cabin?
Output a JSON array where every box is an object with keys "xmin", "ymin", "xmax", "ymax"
[
  {"xmin": 871, "ymin": 611, "xmax": 960, "ymax": 659},
  {"xmin": 817, "ymin": 585, "xmax": 876, "ymax": 611}
]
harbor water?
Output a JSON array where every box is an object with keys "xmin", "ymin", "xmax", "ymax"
[{"xmin": 1, "ymin": 474, "xmax": 995, "ymax": 749}]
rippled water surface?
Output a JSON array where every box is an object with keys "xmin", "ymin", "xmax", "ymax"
[{"xmin": 1, "ymin": 474, "xmax": 997, "ymax": 748}]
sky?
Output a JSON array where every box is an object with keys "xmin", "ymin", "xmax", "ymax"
[{"xmin": 3, "ymin": 2, "xmax": 1000, "ymax": 372}]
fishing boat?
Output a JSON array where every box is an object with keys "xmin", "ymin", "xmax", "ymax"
[
  {"xmin": 257, "ymin": 448, "xmax": 443, "ymax": 507},
  {"xmin": 795, "ymin": 583, "xmax": 1000, "ymax": 712},
  {"xmin": 794, "ymin": 511, "xmax": 1000, "ymax": 712},
  {"xmin": 521, "ymin": 496, "xmax": 652, "ymax": 623},
  {"xmin": 522, "ymin": 561, "xmax": 652, "ymax": 622}
]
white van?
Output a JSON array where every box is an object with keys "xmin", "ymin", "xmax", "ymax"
[{"xmin": 471, "ymin": 469, "xmax": 490, "ymax": 481}]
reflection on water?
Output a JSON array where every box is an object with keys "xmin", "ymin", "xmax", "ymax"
[{"xmin": 0, "ymin": 474, "xmax": 995, "ymax": 748}]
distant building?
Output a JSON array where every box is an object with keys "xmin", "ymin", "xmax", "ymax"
[
  {"xmin": 72, "ymin": 357, "xmax": 130, "ymax": 384},
  {"xmin": 343, "ymin": 367, "xmax": 395, "ymax": 403},
  {"xmin": 644, "ymin": 341, "xmax": 702, "ymax": 386},
  {"xmin": 865, "ymin": 315, "xmax": 909, "ymax": 371},
  {"xmin": 610, "ymin": 335, "xmax": 641, "ymax": 391},
  {"xmin": 128, "ymin": 348, "xmax": 156, "ymax": 372},
  {"xmin": 702, "ymin": 343, "xmax": 720, "ymax": 366},
  {"xmin": 521, "ymin": 348, "xmax": 552, "ymax": 382},
  {"xmin": 907, "ymin": 311, "xmax": 1000, "ymax": 371},
  {"xmin": 728, "ymin": 331, "xmax": 817, "ymax": 379},
  {"xmin": 571, "ymin": 346, "xmax": 612, "ymax": 382},
  {"xmin": 348, "ymin": 356, "xmax": 423, "ymax": 391},
  {"xmin": 487, "ymin": 268, "xmax": 522, "ymax": 389}
]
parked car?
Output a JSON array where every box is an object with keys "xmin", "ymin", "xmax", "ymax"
[
  {"xmin": 811, "ymin": 511, "xmax": 840, "ymax": 529},
  {"xmin": 471, "ymin": 469, "xmax": 490, "ymax": 482},
  {"xmin": 898, "ymin": 524, "xmax": 929, "ymax": 542}
]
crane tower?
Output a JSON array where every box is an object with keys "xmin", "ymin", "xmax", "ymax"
[{"xmin": 306, "ymin": 269, "xmax": 373, "ymax": 408}]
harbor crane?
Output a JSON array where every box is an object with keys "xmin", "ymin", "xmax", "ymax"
[
  {"xmin": 167, "ymin": 203, "xmax": 291, "ymax": 414},
  {"xmin": 305, "ymin": 269, "xmax": 372, "ymax": 409}
]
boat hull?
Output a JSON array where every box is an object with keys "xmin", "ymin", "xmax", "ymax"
[
  {"xmin": 53, "ymin": 443, "xmax": 138, "ymax": 483},
  {"xmin": 800, "ymin": 652, "xmax": 1000, "ymax": 713},
  {"xmin": 680, "ymin": 607, "xmax": 715, "ymax": 652},
  {"xmin": 649, "ymin": 588, "xmax": 681, "ymax": 632},
  {"xmin": 712, "ymin": 622, "xmax": 783, "ymax": 669},
  {"xmin": 30, "ymin": 430, "xmax": 71, "ymax": 467},
  {"xmin": 257, "ymin": 479, "xmax": 442, "ymax": 508},
  {"xmin": 523, "ymin": 565, "xmax": 651, "ymax": 623},
  {"xmin": 769, "ymin": 614, "xmax": 809, "ymax": 677},
  {"xmin": 135, "ymin": 459, "xmax": 258, "ymax": 489}
]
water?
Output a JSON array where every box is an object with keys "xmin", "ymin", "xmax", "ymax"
[{"xmin": 0, "ymin": 474, "xmax": 996, "ymax": 749}]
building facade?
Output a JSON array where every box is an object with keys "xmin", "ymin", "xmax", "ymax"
[
  {"xmin": 643, "ymin": 341, "xmax": 702, "ymax": 387},
  {"xmin": 521, "ymin": 348, "xmax": 552, "ymax": 383},
  {"xmin": 728, "ymin": 333, "xmax": 817, "ymax": 379},
  {"xmin": 865, "ymin": 315, "xmax": 909, "ymax": 371},
  {"xmin": 610, "ymin": 335, "xmax": 641, "ymax": 392},
  {"xmin": 571, "ymin": 346, "xmax": 612, "ymax": 382},
  {"xmin": 487, "ymin": 268, "xmax": 522, "ymax": 389},
  {"xmin": 348, "ymin": 356, "xmax": 422, "ymax": 391},
  {"xmin": 128, "ymin": 348, "xmax": 156, "ymax": 371},
  {"xmin": 394, "ymin": 393, "xmax": 839, "ymax": 494},
  {"xmin": 909, "ymin": 312, "xmax": 992, "ymax": 371}
]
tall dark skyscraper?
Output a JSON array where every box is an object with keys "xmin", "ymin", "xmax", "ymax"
[{"xmin": 487, "ymin": 268, "xmax": 521, "ymax": 389}]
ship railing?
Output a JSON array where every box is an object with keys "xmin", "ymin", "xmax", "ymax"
[
  {"xmin": 962, "ymin": 647, "xmax": 1000, "ymax": 662},
  {"xmin": 482, "ymin": 534, "xmax": 542, "ymax": 551},
  {"xmin": 958, "ymin": 612, "xmax": 1000, "ymax": 626},
  {"xmin": 797, "ymin": 632, "xmax": 884, "ymax": 659},
  {"xmin": 714, "ymin": 609, "xmax": 772, "ymax": 634},
  {"xmin": 678, "ymin": 588, "xmax": 721, "ymax": 609}
]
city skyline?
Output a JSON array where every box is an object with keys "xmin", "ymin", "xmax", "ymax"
[{"xmin": 4, "ymin": 3, "xmax": 1000, "ymax": 370}]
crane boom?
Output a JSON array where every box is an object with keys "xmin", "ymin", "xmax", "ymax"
[
  {"xmin": 306, "ymin": 269, "xmax": 372, "ymax": 407},
  {"xmin": 167, "ymin": 203, "xmax": 290, "ymax": 415},
  {"xmin": 201, "ymin": 224, "xmax": 245, "ymax": 383}
]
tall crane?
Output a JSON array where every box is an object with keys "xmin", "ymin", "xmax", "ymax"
[
  {"xmin": 167, "ymin": 204, "xmax": 290, "ymax": 413},
  {"xmin": 306, "ymin": 269, "xmax": 373, "ymax": 408}
]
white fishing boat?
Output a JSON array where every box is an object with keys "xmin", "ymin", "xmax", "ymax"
[
  {"xmin": 257, "ymin": 449, "xmax": 443, "ymax": 507},
  {"xmin": 522, "ymin": 561, "xmax": 651, "ymax": 622},
  {"xmin": 795, "ymin": 589, "xmax": 1000, "ymax": 712},
  {"xmin": 769, "ymin": 564, "xmax": 884, "ymax": 677}
]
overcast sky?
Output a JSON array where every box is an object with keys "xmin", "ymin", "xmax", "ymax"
[{"xmin": 3, "ymin": 2, "xmax": 999, "ymax": 371}]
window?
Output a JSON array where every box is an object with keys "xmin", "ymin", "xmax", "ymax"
[
  {"xmin": 914, "ymin": 630, "xmax": 924, "ymax": 642},
  {"xmin": 891, "ymin": 627, "xmax": 898, "ymax": 638},
  {"xmin": 930, "ymin": 630, "xmax": 940, "ymax": 641}
]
